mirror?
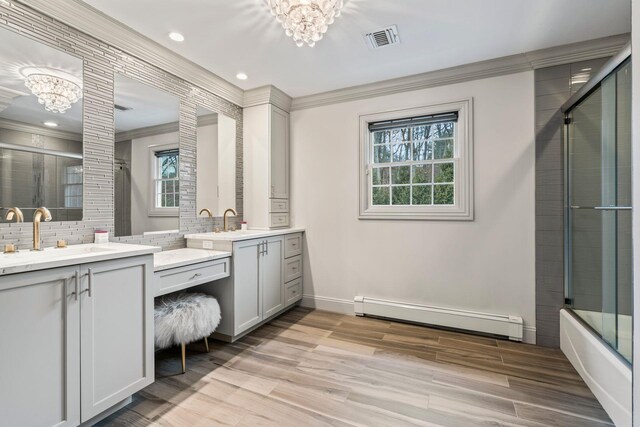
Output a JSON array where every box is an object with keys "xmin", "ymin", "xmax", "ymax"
[
  {"xmin": 196, "ymin": 106, "xmax": 236, "ymax": 217},
  {"xmin": 114, "ymin": 75, "xmax": 180, "ymax": 237},
  {"xmin": 0, "ymin": 26, "xmax": 83, "ymax": 223}
]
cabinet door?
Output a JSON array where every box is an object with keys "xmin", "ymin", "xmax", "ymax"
[
  {"xmin": 262, "ymin": 236, "xmax": 284, "ymax": 319},
  {"xmin": 233, "ymin": 239, "xmax": 263, "ymax": 334},
  {"xmin": 80, "ymin": 255, "xmax": 154, "ymax": 422},
  {"xmin": 0, "ymin": 266, "xmax": 80, "ymax": 427},
  {"xmin": 270, "ymin": 105, "xmax": 289, "ymax": 199}
]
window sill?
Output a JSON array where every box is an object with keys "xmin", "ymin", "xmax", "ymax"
[{"xmin": 359, "ymin": 207, "xmax": 473, "ymax": 221}]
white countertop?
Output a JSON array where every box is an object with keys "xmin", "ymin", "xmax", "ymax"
[
  {"xmin": 185, "ymin": 228, "xmax": 305, "ymax": 242},
  {"xmin": 154, "ymin": 248, "xmax": 232, "ymax": 272},
  {"xmin": 0, "ymin": 243, "xmax": 160, "ymax": 276}
]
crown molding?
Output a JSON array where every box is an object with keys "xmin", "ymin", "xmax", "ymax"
[
  {"xmin": 243, "ymin": 85, "xmax": 293, "ymax": 112},
  {"xmin": 115, "ymin": 121, "xmax": 179, "ymax": 143},
  {"xmin": 290, "ymin": 33, "xmax": 630, "ymax": 111},
  {"xmin": 0, "ymin": 117, "xmax": 82, "ymax": 140},
  {"xmin": 524, "ymin": 33, "xmax": 630, "ymax": 68},
  {"xmin": 16, "ymin": 0, "xmax": 245, "ymax": 107}
]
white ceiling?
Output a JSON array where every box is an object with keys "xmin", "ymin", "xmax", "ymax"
[
  {"xmin": 82, "ymin": 0, "xmax": 631, "ymax": 98},
  {"xmin": 114, "ymin": 74, "xmax": 180, "ymax": 132},
  {"xmin": 0, "ymin": 25, "xmax": 83, "ymax": 134}
]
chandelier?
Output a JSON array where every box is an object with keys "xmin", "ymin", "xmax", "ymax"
[
  {"xmin": 22, "ymin": 68, "xmax": 82, "ymax": 114},
  {"xmin": 267, "ymin": 0, "xmax": 344, "ymax": 47}
]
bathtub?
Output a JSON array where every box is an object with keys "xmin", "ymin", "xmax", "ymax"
[{"xmin": 560, "ymin": 309, "xmax": 631, "ymax": 427}]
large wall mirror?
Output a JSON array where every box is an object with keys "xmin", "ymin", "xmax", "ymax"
[
  {"xmin": 114, "ymin": 74, "xmax": 180, "ymax": 237},
  {"xmin": 0, "ymin": 26, "xmax": 84, "ymax": 223},
  {"xmin": 196, "ymin": 106, "xmax": 236, "ymax": 217}
]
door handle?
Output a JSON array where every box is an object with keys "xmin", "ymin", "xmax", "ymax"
[
  {"xmin": 571, "ymin": 205, "xmax": 632, "ymax": 210},
  {"xmin": 265, "ymin": 241, "xmax": 269, "ymax": 255}
]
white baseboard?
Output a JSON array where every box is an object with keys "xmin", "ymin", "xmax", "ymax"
[
  {"xmin": 301, "ymin": 294, "xmax": 354, "ymax": 315},
  {"xmin": 354, "ymin": 296, "xmax": 524, "ymax": 341},
  {"xmin": 560, "ymin": 309, "xmax": 631, "ymax": 427},
  {"xmin": 523, "ymin": 326, "xmax": 537, "ymax": 345},
  {"xmin": 301, "ymin": 294, "xmax": 534, "ymax": 344}
]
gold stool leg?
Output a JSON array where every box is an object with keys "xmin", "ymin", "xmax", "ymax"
[
  {"xmin": 204, "ymin": 336, "xmax": 210, "ymax": 353},
  {"xmin": 181, "ymin": 343, "xmax": 186, "ymax": 374}
]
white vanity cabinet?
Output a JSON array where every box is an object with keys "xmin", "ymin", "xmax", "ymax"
[
  {"xmin": 0, "ymin": 266, "xmax": 80, "ymax": 427},
  {"xmin": 244, "ymin": 103, "xmax": 290, "ymax": 229},
  {"xmin": 197, "ymin": 232, "xmax": 301, "ymax": 341},
  {"xmin": 0, "ymin": 254, "xmax": 154, "ymax": 426}
]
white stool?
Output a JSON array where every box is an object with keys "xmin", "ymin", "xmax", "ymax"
[{"xmin": 154, "ymin": 292, "xmax": 221, "ymax": 373}]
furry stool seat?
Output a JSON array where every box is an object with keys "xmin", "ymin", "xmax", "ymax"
[{"xmin": 154, "ymin": 292, "xmax": 221, "ymax": 373}]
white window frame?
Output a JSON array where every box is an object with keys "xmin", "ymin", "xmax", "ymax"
[
  {"xmin": 148, "ymin": 143, "xmax": 179, "ymax": 217},
  {"xmin": 359, "ymin": 99, "xmax": 474, "ymax": 220}
]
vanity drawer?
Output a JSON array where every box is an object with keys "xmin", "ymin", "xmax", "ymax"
[
  {"xmin": 269, "ymin": 198, "xmax": 289, "ymax": 213},
  {"xmin": 285, "ymin": 278, "xmax": 302, "ymax": 305},
  {"xmin": 156, "ymin": 258, "xmax": 230, "ymax": 297},
  {"xmin": 284, "ymin": 255, "xmax": 302, "ymax": 283},
  {"xmin": 269, "ymin": 213, "xmax": 289, "ymax": 228},
  {"xmin": 284, "ymin": 233, "xmax": 302, "ymax": 258}
]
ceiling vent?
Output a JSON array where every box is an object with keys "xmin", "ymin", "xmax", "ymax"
[
  {"xmin": 364, "ymin": 25, "xmax": 400, "ymax": 50},
  {"xmin": 114, "ymin": 104, "xmax": 132, "ymax": 111}
]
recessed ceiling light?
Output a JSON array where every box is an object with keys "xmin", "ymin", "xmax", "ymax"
[
  {"xmin": 43, "ymin": 121, "xmax": 59, "ymax": 127},
  {"xmin": 168, "ymin": 32, "xmax": 185, "ymax": 42},
  {"xmin": 236, "ymin": 72, "xmax": 248, "ymax": 81}
]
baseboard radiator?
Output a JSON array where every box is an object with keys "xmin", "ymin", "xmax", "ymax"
[{"xmin": 354, "ymin": 296, "xmax": 523, "ymax": 341}]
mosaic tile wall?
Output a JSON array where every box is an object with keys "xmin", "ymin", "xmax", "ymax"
[{"xmin": 0, "ymin": 1, "xmax": 243, "ymax": 251}]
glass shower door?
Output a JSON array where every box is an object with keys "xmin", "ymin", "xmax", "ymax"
[{"xmin": 567, "ymin": 59, "xmax": 632, "ymax": 362}]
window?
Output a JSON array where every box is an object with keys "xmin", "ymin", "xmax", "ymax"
[
  {"xmin": 150, "ymin": 147, "xmax": 179, "ymax": 216},
  {"xmin": 64, "ymin": 164, "xmax": 83, "ymax": 208},
  {"xmin": 359, "ymin": 99, "xmax": 473, "ymax": 220}
]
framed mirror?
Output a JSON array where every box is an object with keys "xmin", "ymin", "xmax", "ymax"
[
  {"xmin": 0, "ymin": 26, "xmax": 84, "ymax": 223},
  {"xmin": 114, "ymin": 74, "xmax": 180, "ymax": 237},
  {"xmin": 196, "ymin": 106, "xmax": 236, "ymax": 217}
]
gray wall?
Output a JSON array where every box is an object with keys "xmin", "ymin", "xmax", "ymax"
[
  {"xmin": 0, "ymin": 1, "xmax": 243, "ymax": 250},
  {"xmin": 535, "ymin": 57, "xmax": 609, "ymax": 347}
]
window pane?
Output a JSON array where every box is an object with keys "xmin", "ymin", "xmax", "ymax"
[
  {"xmin": 166, "ymin": 180, "xmax": 174, "ymax": 193},
  {"xmin": 434, "ymin": 139, "xmax": 454, "ymax": 159},
  {"xmin": 175, "ymin": 180, "xmax": 180, "ymax": 193},
  {"xmin": 390, "ymin": 128, "xmax": 411, "ymax": 142},
  {"xmin": 372, "ymin": 167, "xmax": 390, "ymax": 185},
  {"xmin": 413, "ymin": 164, "xmax": 433, "ymax": 184},
  {"xmin": 391, "ymin": 166, "xmax": 410, "ymax": 184},
  {"xmin": 373, "ymin": 130, "xmax": 390, "ymax": 144},
  {"xmin": 412, "ymin": 185, "xmax": 432, "ymax": 205},
  {"xmin": 392, "ymin": 186, "xmax": 410, "ymax": 205},
  {"xmin": 435, "ymin": 122, "xmax": 455, "ymax": 138},
  {"xmin": 374, "ymin": 144, "xmax": 391, "ymax": 163},
  {"xmin": 392, "ymin": 143, "xmax": 411, "ymax": 162},
  {"xmin": 372, "ymin": 187, "xmax": 390, "ymax": 205},
  {"xmin": 434, "ymin": 184, "xmax": 454, "ymax": 205},
  {"xmin": 413, "ymin": 140, "xmax": 432, "ymax": 161},
  {"xmin": 434, "ymin": 162, "xmax": 454, "ymax": 183},
  {"xmin": 413, "ymin": 125, "xmax": 431, "ymax": 141},
  {"xmin": 174, "ymin": 194, "xmax": 180, "ymax": 208}
]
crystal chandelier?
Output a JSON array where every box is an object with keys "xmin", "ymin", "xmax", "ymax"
[
  {"xmin": 23, "ymin": 69, "xmax": 82, "ymax": 114},
  {"xmin": 267, "ymin": 0, "xmax": 344, "ymax": 47}
]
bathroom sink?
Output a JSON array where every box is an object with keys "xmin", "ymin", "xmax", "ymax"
[{"xmin": 0, "ymin": 245, "xmax": 117, "ymax": 262}]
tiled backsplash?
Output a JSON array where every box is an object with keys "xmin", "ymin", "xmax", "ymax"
[{"xmin": 0, "ymin": 1, "xmax": 243, "ymax": 250}]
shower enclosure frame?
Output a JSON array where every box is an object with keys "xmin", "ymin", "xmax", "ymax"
[{"xmin": 561, "ymin": 43, "xmax": 632, "ymax": 365}]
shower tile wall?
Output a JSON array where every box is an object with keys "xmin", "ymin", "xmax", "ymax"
[
  {"xmin": 0, "ymin": 1, "xmax": 243, "ymax": 250},
  {"xmin": 535, "ymin": 57, "xmax": 610, "ymax": 348}
]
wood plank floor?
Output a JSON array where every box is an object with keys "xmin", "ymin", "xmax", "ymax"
[{"xmin": 97, "ymin": 307, "xmax": 612, "ymax": 427}]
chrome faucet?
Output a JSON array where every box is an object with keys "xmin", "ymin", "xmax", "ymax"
[
  {"xmin": 199, "ymin": 208, "xmax": 213, "ymax": 218},
  {"xmin": 223, "ymin": 208, "xmax": 237, "ymax": 232},
  {"xmin": 4, "ymin": 207, "xmax": 24, "ymax": 223},
  {"xmin": 32, "ymin": 207, "xmax": 52, "ymax": 251}
]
